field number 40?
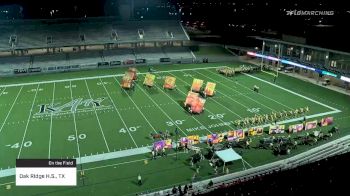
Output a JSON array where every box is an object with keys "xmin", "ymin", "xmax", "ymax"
[
  {"xmin": 119, "ymin": 126, "xmax": 141, "ymax": 134},
  {"xmin": 5, "ymin": 141, "xmax": 32, "ymax": 149}
]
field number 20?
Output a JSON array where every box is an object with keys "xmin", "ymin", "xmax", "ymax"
[{"xmin": 208, "ymin": 113, "xmax": 225, "ymax": 120}]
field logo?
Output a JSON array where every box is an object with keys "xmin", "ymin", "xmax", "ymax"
[{"xmin": 34, "ymin": 97, "xmax": 112, "ymax": 118}]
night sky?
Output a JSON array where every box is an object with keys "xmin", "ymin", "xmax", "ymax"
[{"xmin": 0, "ymin": 0, "xmax": 349, "ymax": 51}]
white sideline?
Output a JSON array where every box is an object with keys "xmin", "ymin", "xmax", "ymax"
[
  {"xmin": 0, "ymin": 66, "xmax": 222, "ymax": 88},
  {"xmin": 243, "ymin": 73, "xmax": 342, "ymax": 112}
]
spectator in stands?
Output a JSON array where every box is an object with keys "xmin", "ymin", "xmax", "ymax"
[
  {"xmin": 192, "ymin": 172, "xmax": 197, "ymax": 182},
  {"xmin": 172, "ymin": 186, "xmax": 177, "ymax": 194},
  {"xmin": 184, "ymin": 184, "xmax": 188, "ymax": 194},
  {"xmin": 190, "ymin": 157, "xmax": 194, "ymax": 167},
  {"xmin": 178, "ymin": 185, "xmax": 183, "ymax": 195},
  {"xmin": 207, "ymin": 180, "xmax": 213, "ymax": 188},
  {"xmin": 196, "ymin": 165, "xmax": 200, "ymax": 174}
]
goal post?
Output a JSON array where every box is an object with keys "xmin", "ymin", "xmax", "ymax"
[{"xmin": 260, "ymin": 41, "xmax": 280, "ymax": 78}]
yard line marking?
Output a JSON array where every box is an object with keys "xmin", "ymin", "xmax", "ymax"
[
  {"xmin": 0, "ymin": 66, "xmax": 221, "ymax": 88},
  {"xmin": 136, "ymin": 82, "xmax": 188, "ymax": 136},
  {"xmin": 77, "ymin": 150, "xmax": 189, "ymax": 172},
  {"xmin": 0, "ymin": 86, "xmax": 23, "ymax": 134},
  {"xmin": 48, "ymin": 82, "xmax": 56, "ymax": 158},
  {"xmin": 17, "ymin": 84, "xmax": 40, "ymax": 158},
  {"xmin": 113, "ymin": 78, "xmax": 157, "ymax": 134},
  {"xmin": 84, "ymin": 80, "xmax": 110, "ymax": 152},
  {"xmin": 174, "ymin": 71, "xmax": 243, "ymax": 118},
  {"xmin": 100, "ymin": 78, "xmax": 138, "ymax": 148},
  {"xmin": 0, "ymin": 181, "xmax": 15, "ymax": 186},
  {"xmin": 243, "ymin": 159, "xmax": 253, "ymax": 168},
  {"xmin": 196, "ymin": 70, "xmax": 277, "ymax": 112},
  {"xmin": 152, "ymin": 74, "xmax": 213, "ymax": 134},
  {"xmin": 243, "ymin": 73, "xmax": 342, "ymax": 112},
  {"xmin": 69, "ymin": 81, "xmax": 82, "ymax": 161},
  {"xmin": 235, "ymin": 80, "xmax": 293, "ymax": 110},
  {"xmin": 160, "ymin": 73, "xmax": 237, "ymax": 132},
  {"xmin": 0, "ymin": 87, "xmax": 6, "ymax": 96}
]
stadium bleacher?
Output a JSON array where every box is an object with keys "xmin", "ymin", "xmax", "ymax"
[
  {"xmin": 163, "ymin": 47, "xmax": 194, "ymax": 59},
  {"xmin": 0, "ymin": 56, "xmax": 30, "ymax": 72},
  {"xmin": 0, "ymin": 19, "xmax": 189, "ymax": 51},
  {"xmin": 32, "ymin": 53, "xmax": 67, "ymax": 68},
  {"xmin": 0, "ymin": 46, "xmax": 194, "ymax": 75},
  {"xmin": 0, "ymin": 17, "xmax": 193, "ymax": 76}
]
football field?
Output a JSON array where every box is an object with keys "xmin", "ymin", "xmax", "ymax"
[
  {"xmin": 0, "ymin": 62, "xmax": 349, "ymax": 195},
  {"xmin": 0, "ymin": 64, "xmax": 341, "ymax": 169}
]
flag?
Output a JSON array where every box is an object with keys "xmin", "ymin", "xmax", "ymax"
[
  {"xmin": 305, "ymin": 120, "xmax": 318, "ymax": 130},
  {"xmin": 127, "ymin": 67, "xmax": 137, "ymax": 80},
  {"xmin": 121, "ymin": 72, "xmax": 133, "ymax": 88},
  {"xmin": 320, "ymin": 117, "xmax": 333, "ymax": 126},
  {"xmin": 289, "ymin": 123, "xmax": 304, "ymax": 133},
  {"xmin": 187, "ymin": 135, "xmax": 200, "ymax": 144},
  {"xmin": 269, "ymin": 125, "xmax": 285, "ymax": 134},
  {"xmin": 143, "ymin": 73, "xmax": 156, "ymax": 86},
  {"xmin": 184, "ymin": 91, "xmax": 199, "ymax": 106},
  {"xmin": 204, "ymin": 82, "xmax": 216, "ymax": 96},
  {"xmin": 163, "ymin": 76, "xmax": 176, "ymax": 89},
  {"xmin": 191, "ymin": 79, "xmax": 203, "ymax": 92}
]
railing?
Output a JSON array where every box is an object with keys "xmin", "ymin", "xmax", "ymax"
[{"xmin": 143, "ymin": 135, "xmax": 350, "ymax": 196}]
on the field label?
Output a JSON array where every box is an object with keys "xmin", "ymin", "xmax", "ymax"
[{"xmin": 16, "ymin": 159, "xmax": 76, "ymax": 186}]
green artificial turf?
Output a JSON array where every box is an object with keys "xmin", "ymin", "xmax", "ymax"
[{"xmin": 0, "ymin": 62, "xmax": 349, "ymax": 196}]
